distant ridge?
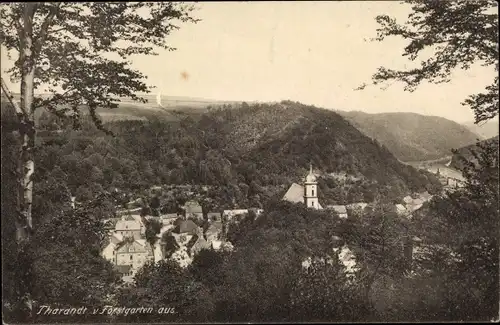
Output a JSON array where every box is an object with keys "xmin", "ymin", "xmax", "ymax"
[
  {"xmin": 337, "ymin": 110, "xmax": 480, "ymax": 162},
  {"xmin": 462, "ymin": 119, "xmax": 499, "ymax": 140}
]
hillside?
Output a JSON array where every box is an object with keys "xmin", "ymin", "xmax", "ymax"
[
  {"xmin": 463, "ymin": 119, "xmax": 499, "ymax": 140},
  {"xmin": 29, "ymin": 100, "xmax": 442, "ymax": 209},
  {"xmin": 337, "ymin": 111, "xmax": 480, "ymax": 162},
  {"xmin": 450, "ymin": 135, "xmax": 499, "ymax": 171}
]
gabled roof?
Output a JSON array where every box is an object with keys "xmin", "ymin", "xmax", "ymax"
[
  {"xmin": 411, "ymin": 198, "xmax": 424, "ymax": 206},
  {"xmin": 187, "ymin": 234, "xmax": 208, "ymax": 250},
  {"xmin": 223, "ymin": 209, "xmax": 249, "ymax": 216},
  {"xmin": 115, "ymin": 219, "xmax": 142, "ymax": 231},
  {"xmin": 407, "ymin": 203, "xmax": 423, "ymax": 212},
  {"xmin": 135, "ymin": 239, "xmax": 147, "ymax": 247},
  {"xmin": 111, "ymin": 232, "xmax": 124, "ymax": 243},
  {"xmin": 173, "ymin": 219, "xmax": 199, "ymax": 235},
  {"xmin": 419, "ymin": 191, "xmax": 432, "ymax": 201},
  {"xmin": 282, "ymin": 183, "xmax": 304, "ymax": 203},
  {"xmin": 162, "ymin": 213, "xmax": 180, "ymax": 219},
  {"xmin": 115, "ymin": 240, "xmax": 151, "ymax": 254},
  {"xmin": 346, "ymin": 202, "xmax": 368, "ymax": 210},
  {"xmin": 403, "ymin": 196, "xmax": 413, "ymax": 204},
  {"xmin": 184, "ymin": 200, "xmax": 203, "ymax": 214},
  {"xmin": 327, "ymin": 205, "xmax": 347, "ymax": 214},
  {"xmin": 395, "ymin": 204, "xmax": 407, "ymax": 215}
]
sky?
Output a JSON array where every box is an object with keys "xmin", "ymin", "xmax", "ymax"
[{"xmin": 1, "ymin": 1, "xmax": 497, "ymax": 123}]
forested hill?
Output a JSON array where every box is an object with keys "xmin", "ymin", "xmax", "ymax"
[
  {"xmin": 450, "ymin": 135, "xmax": 499, "ymax": 171},
  {"xmin": 32, "ymin": 100, "xmax": 441, "ymax": 209},
  {"xmin": 338, "ymin": 111, "xmax": 480, "ymax": 162}
]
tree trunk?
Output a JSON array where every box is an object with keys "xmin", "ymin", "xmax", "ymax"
[
  {"xmin": 19, "ymin": 3, "xmax": 37, "ymax": 319},
  {"xmin": 14, "ymin": 3, "xmax": 36, "ymax": 242}
]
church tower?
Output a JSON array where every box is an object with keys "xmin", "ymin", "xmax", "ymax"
[{"xmin": 304, "ymin": 163, "xmax": 320, "ymax": 209}]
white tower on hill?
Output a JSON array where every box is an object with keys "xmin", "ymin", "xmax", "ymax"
[{"xmin": 304, "ymin": 163, "xmax": 320, "ymax": 209}]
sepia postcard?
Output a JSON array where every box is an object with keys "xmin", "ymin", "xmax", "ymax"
[{"xmin": 1, "ymin": 1, "xmax": 498, "ymax": 324}]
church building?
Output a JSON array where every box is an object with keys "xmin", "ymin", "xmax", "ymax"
[{"xmin": 282, "ymin": 164, "xmax": 323, "ymax": 210}]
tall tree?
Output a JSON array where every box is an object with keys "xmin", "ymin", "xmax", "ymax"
[
  {"xmin": 0, "ymin": 2, "xmax": 198, "ymax": 318},
  {"xmin": 144, "ymin": 218, "xmax": 162, "ymax": 263},
  {"xmin": 409, "ymin": 139, "xmax": 499, "ymax": 321},
  {"xmin": 359, "ymin": 0, "xmax": 498, "ymax": 124}
]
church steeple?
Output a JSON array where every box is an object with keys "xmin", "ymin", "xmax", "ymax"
[{"xmin": 304, "ymin": 163, "xmax": 319, "ymax": 209}]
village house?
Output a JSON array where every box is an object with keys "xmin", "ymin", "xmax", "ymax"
[
  {"xmin": 346, "ymin": 202, "xmax": 368, "ymax": 213},
  {"xmin": 183, "ymin": 200, "xmax": 204, "ymax": 220},
  {"xmin": 418, "ymin": 191, "xmax": 433, "ymax": 202},
  {"xmin": 446, "ymin": 177, "xmax": 465, "ymax": 188},
  {"xmin": 403, "ymin": 195, "xmax": 413, "ymax": 205},
  {"xmin": 248, "ymin": 208, "xmax": 265, "ymax": 217},
  {"xmin": 204, "ymin": 221, "xmax": 223, "ymax": 242},
  {"xmin": 168, "ymin": 219, "xmax": 201, "ymax": 248},
  {"xmin": 159, "ymin": 213, "xmax": 179, "ymax": 225},
  {"xmin": 222, "ymin": 209, "xmax": 249, "ymax": 222},
  {"xmin": 326, "ymin": 205, "xmax": 348, "ymax": 219},
  {"xmin": 150, "ymin": 185, "xmax": 162, "ymax": 192},
  {"xmin": 115, "ymin": 215, "xmax": 144, "ymax": 240},
  {"xmin": 187, "ymin": 235, "xmax": 210, "ymax": 257},
  {"xmin": 114, "ymin": 239, "xmax": 154, "ymax": 270},
  {"xmin": 102, "ymin": 241, "xmax": 117, "ymax": 262},
  {"xmin": 101, "ymin": 237, "xmax": 154, "ymax": 281},
  {"xmin": 115, "ymin": 265, "xmax": 133, "ymax": 278},
  {"xmin": 207, "ymin": 212, "xmax": 222, "ymax": 222},
  {"xmin": 395, "ymin": 204, "xmax": 409, "ymax": 216},
  {"xmin": 173, "ymin": 219, "xmax": 200, "ymax": 235}
]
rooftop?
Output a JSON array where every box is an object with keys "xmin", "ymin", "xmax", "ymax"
[
  {"xmin": 173, "ymin": 219, "xmax": 200, "ymax": 235},
  {"xmin": 327, "ymin": 205, "xmax": 347, "ymax": 214},
  {"xmin": 282, "ymin": 183, "xmax": 305, "ymax": 204}
]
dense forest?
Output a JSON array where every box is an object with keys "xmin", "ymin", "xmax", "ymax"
[
  {"xmin": 33, "ymin": 100, "xmax": 442, "ymax": 212},
  {"xmin": 450, "ymin": 135, "xmax": 500, "ymax": 171}
]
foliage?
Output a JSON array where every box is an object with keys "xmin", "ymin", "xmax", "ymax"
[
  {"xmin": 144, "ymin": 218, "xmax": 162, "ymax": 257},
  {"xmin": 360, "ymin": 0, "xmax": 498, "ymax": 124},
  {"xmin": 116, "ymin": 260, "xmax": 214, "ymax": 323},
  {"xmin": 338, "ymin": 203, "xmax": 411, "ymax": 308},
  {"xmin": 289, "ymin": 258, "xmax": 368, "ymax": 322},
  {"xmin": 450, "ymin": 135, "xmax": 499, "ymax": 170},
  {"xmin": 382, "ymin": 138, "xmax": 499, "ymax": 321},
  {"xmin": 29, "ymin": 194, "xmax": 123, "ymax": 323}
]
